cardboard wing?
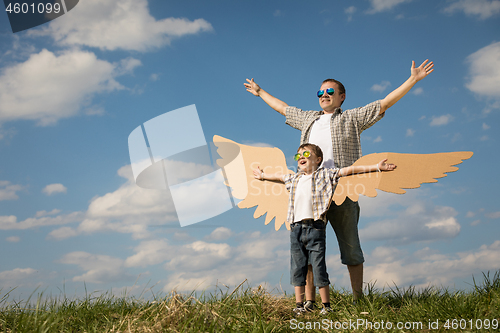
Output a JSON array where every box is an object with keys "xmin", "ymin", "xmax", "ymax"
[{"xmin": 214, "ymin": 135, "xmax": 473, "ymax": 231}]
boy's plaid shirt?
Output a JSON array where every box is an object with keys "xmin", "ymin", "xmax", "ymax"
[
  {"xmin": 285, "ymin": 101, "xmax": 383, "ymax": 168},
  {"xmin": 283, "ymin": 167, "xmax": 340, "ymax": 224}
]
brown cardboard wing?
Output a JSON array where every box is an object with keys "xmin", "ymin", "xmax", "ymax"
[
  {"xmin": 332, "ymin": 151, "xmax": 474, "ymax": 205},
  {"xmin": 213, "ymin": 135, "xmax": 293, "ymax": 231},
  {"xmin": 214, "ymin": 135, "xmax": 473, "ymax": 231}
]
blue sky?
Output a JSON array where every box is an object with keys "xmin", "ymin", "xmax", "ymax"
[{"xmin": 0, "ymin": 0, "xmax": 499, "ymax": 301}]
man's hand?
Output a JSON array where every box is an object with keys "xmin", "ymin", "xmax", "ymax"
[
  {"xmin": 378, "ymin": 159, "xmax": 397, "ymax": 171},
  {"xmin": 244, "ymin": 78, "xmax": 261, "ymax": 96},
  {"xmin": 411, "ymin": 59, "xmax": 434, "ymax": 82}
]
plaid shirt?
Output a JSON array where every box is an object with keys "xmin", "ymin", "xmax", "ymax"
[
  {"xmin": 283, "ymin": 167, "xmax": 340, "ymax": 224},
  {"xmin": 285, "ymin": 101, "xmax": 383, "ymax": 168}
]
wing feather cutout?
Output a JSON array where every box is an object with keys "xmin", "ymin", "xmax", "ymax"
[
  {"xmin": 214, "ymin": 135, "xmax": 472, "ymax": 231},
  {"xmin": 214, "ymin": 135, "xmax": 293, "ymax": 230}
]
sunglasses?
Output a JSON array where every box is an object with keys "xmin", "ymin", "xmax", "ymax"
[
  {"xmin": 294, "ymin": 150, "xmax": 311, "ymax": 161},
  {"xmin": 317, "ymin": 88, "xmax": 335, "ymax": 98}
]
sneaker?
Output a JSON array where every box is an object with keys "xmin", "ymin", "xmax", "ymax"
[
  {"xmin": 304, "ymin": 300, "xmax": 317, "ymax": 312},
  {"xmin": 293, "ymin": 306, "xmax": 306, "ymax": 316},
  {"xmin": 320, "ymin": 307, "xmax": 333, "ymax": 315}
]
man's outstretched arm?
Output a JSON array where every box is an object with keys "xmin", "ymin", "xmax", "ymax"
[
  {"xmin": 244, "ymin": 78, "xmax": 288, "ymax": 116},
  {"xmin": 379, "ymin": 59, "xmax": 434, "ymax": 114}
]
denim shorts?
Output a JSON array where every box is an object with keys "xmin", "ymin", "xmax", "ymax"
[
  {"xmin": 326, "ymin": 197, "xmax": 364, "ymax": 266},
  {"xmin": 290, "ymin": 220, "xmax": 330, "ymax": 288}
]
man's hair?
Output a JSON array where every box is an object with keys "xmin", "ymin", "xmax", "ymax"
[
  {"xmin": 298, "ymin": 143, "xmax": 323, "ymax": 162},
  {"xmin": 322, "ymin": 78, "xmax": 346, "ymax": 96}
]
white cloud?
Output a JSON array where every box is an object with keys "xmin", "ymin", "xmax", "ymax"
[
  {"xmin": 47, "ymin": 227, "xmax": 78, "ymax": 240},
  {"xmin": 366, "ymin": 0, "xmax": 412, "ymax": 14},
  {"xmin": 465, "ymin": 42, "xmax": 500, "ymax": 98},
  {"xmin": 35, "ymin": 209, "xmax": 62, "ymax": 217},
  {"xmin": 0, "ymin": 180, "xmax": 23, "ymax": 200},
  {"xmin": 364, "ymin": 240, "xmax": 500, "ymax": 289},
  {"xmin": 370, "ymin": 80, "xmax": 391, "ymax": 93},
  {"xmin": 486, "ymin": 211, "xmax": 500, "ymax": 219},
  {"xmin": 205, "ymin": 227, "xmax": 234, "ymax": 241},
  {"xmin": 411, "ymin": 87, "xmax": 424, "ymax": 95},
  {"xmin": 0, "ymin": 268, "xmax": 37, "ymax": 288},
  {"xmin": 406, "ymin": 128, "xmax": 415, "ymax": 137},
  {"xmin": 373, "ymin": 136, "xmax": 383, "ymax": 143},
  {"xmin": 33, "ymin": 0, "xmax": 213, "ymax": 52},
  {"xmin": 120, "ymin": 230, "xmax": 289, "ymax": 292},
  {"xmin": 59, "ymin": 251, "xmax": 126, "ymax": 283},
  {"xmin": 6, "ymin": 236, "xmax": 20, "ymax": 242},
  {"xmin": 482, "ymin": 123, "xmax": 490, "ymax": 130},
  {"xmin": 162, "ymin": 232, "xmax": 289, "ymax": 292},
  {"xmin": 345, "ymin": 6, "xmax": 357, "ymax": 21},
  {"xmin": 42, "ymin": 183, "xmax": 67, "ymax": 196},
  {"xmin": 0, "ymin": 211, "xmax": 83, "ymax": 230},
  {"xmin": 0, "ymin": 49, "xmax": 141, "ymax": 126},
  {"xmin": 430, "ymin": 114, "xmax": 454, "ymax": 126},
  {"xmin": 443, "ymin": 0, "xmax": 500, "ymax": 20},
  {"xmin": 359, "ymin": 192, "xmax": 461, "ymax": 244}
]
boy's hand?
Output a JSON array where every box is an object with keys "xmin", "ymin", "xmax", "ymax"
[
  {"xmin": 378, "ymin": 159, "xmax": 397, "ymax": 171},
  {"xmin": 253, "ymin": 166, "xmax": 264, "ymax": 180},
  {"xmin": 244, "ymin": 78, "xmax": 261, "ymax": 96}
]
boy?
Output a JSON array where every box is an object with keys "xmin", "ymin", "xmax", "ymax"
[{"xmin": 253, "ymin": 143, "xmax": 396, "ymax": 315}]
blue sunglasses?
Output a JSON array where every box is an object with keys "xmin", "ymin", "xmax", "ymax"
[{"xmin": 317, "ymin": 88, "xmax": 335, "ymax": 98}]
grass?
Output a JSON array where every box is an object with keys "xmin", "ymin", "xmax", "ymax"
[{"xmin": 1, "ymin": 271, "xmax": 499, "ymax": 332}]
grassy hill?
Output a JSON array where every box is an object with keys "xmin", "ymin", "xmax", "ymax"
[{"xmin": 1, "ymin": 271, "xmax": 499, "ymax": 332}]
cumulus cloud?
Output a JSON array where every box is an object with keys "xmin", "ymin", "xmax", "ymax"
[
  {"xmin": 366, "ymin": 0, "xmax": 412, "ymax": 14},
  {"xmin": 0, "ymin": 268, "xmax": 37, "ymax": 288},
  {"xmin": 0, "ymin": 180, "xmax": 23, "ymax": 200},
  {"xmin": 358, "ymin": 192, "xmax": 461, "ymax": 244},
  {"xmin": 0, "ymin": 211, "xmax": 83, "ymax": 230},
  {"xmin": 411, "ymin": 87, "xmax": 424, "ymax": 95},
  {"xmin": 406, "ymin": 128, "xmax": 415, "ymax": 137},
  {"xmin": 443, "ymin": 0, "xmax": 500, "ymax": 20},
  {"xmin": 32, "ymin": 0, "xmax": 213, "ymax": 52},
  {"xmin": 205, "ymin": 227, "xmax": 234, "ymax": 241},
  {"xmin": 430, "ymin": 114, "xmax": 454, "ymax": 126},
  {"xmin": 160, "ymin": 230, "xmax": 289, "ymax": 292},
  {"xmin": 465, "ymin": 42, "xmax": 500, "ymax": 99},
  {"xmin": 0, "ymin": 49, "xmax": 141, "ymax": 126},
  {"xmin": 364, "ymin": 240, "xmax": 500, "ymax": 289},
  {"xmin": 42, "ymin": 183, "xmax": 67, "ymax": 196},
  {"xmin": 345, "ymin": 6, "xmax": 357, "ymax": 21},
  {"xmin": 59, "ymin": 251, "xmax": 126, "ymax": 283},
  {"xmin": 370, "ymin": 80, "xmax": 391, "ymax": 93}
]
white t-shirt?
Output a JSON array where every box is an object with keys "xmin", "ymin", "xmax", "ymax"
[
  {"xmin": 293, "ymin": 174, "xmax": 313, "ymax": 222},
  {"xmin": 308, "ymin": 113, "xmax": 336, "ymax": 169}
]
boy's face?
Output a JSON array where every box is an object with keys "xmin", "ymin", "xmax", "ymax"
[{"xmin": 296, "ymin": 148, "xmax": 322, "ymax": 174}]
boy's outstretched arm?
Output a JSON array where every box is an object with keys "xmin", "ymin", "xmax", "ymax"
[
  {"xmin": 244, "ymin": 78, "xmax": 288, "ymax": 116},
  {"xmin": 339, "ymin": 159, "xmax": 396, "ymax": 177},
  {"xmin": 379, "ymin": 59, "xmax": 434, "ymax": 114},
  {"xmin": 253, "ymin": 166, "xmax": 285, "ymax": 182}
]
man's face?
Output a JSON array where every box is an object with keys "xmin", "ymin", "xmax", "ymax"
[
  {"xmin": 296, "ymin": 148, "xmax": 322, "ymax": 174},
  {"xmin": 318, "ymin": 82, "xmax": 345, "ymax": 113}
]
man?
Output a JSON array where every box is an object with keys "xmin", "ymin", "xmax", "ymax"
[{"xmin": 243, "ymin": 59, "xmax": 434, "ymax": 306}]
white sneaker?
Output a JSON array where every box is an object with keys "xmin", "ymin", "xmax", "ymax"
[
  {"xmin": 320, "ymin": 307, "xmax": 333, "ymax": 315},
  {"xmin": 293, "ymin": 306, "xmax": 306, "ymax": 316}
]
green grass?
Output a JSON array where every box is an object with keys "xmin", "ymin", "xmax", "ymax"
[{"xmin": 1, "ymin": 271, "xmax": 499, "ymax": 332}]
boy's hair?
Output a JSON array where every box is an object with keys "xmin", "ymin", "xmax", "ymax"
[{"xmin": 298, "ymin": 143, "xmax": 323, "ymax": 161}]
